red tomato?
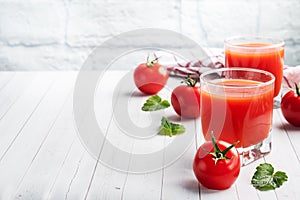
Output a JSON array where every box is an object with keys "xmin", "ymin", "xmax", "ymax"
[
  {"xmin": 281, "ymin": 83, "xmax": 300, "ymax": 127},
  {"xmin": 133, "ymin": 57, "xmax": 168, "ymax": 95},
  {"xmin": 193, "ymin": 135, "xmax": 240, "ymax": 190},
  {"xmin": 171, "ymin": 78, "xmax": 200, "ymax": 118}
]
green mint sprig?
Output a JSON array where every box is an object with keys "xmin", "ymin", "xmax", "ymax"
[
  {"xmin": 251, "ymin": 163, "xmax": 288, "ymax": 191},
  {"xmin": 141, "ymin": 95, "xmax": 170, "ymax": 111},
  {"xmin": 159, "ymin": 117, "xmax": 185, "ymax": 137}
]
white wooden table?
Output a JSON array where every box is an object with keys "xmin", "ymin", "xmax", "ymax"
[{"xmin": 0, "ymin": 71, "xmax": 299, "ymax": 200}]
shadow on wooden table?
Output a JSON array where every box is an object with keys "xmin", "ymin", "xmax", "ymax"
[
  {"xmin": 275, "ymin": 121, "xmax": 300, "ymax": 133},
  {"xmin": 181, "ymin": 179, "xmax": 200, "ymax": 194}
]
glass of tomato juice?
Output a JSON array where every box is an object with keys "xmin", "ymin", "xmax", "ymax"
[
  {"xmin": 200, "ymin": 68, "xmax": 275, "ymax": 165},
  {"xmin": 224, "ymin": 36, "xmax": 284, "ymax": 107}
]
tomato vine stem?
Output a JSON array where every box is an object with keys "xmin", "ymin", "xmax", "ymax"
[
  {"xmin": 146, "ymin": 55, "xmax": 159, "ymax": 67},
  {"xmin": 295, "ymin": 82, "xmax": 300, "ymax": 96},
  {"xmin": 208, "ymin": 132, "xmax": 239, "ymax": 165},
  {"xmin": 182, "ymin": 77, "xmax": 197, "ymax": 87}
]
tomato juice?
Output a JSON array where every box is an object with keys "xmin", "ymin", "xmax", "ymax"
[
  {"xmin": 201, "ymin": 79, "xmax": 274, "ymax": 148},
  {"xmin": 225, "ymin": 42, "xmax": 284, "ymax": 97}
]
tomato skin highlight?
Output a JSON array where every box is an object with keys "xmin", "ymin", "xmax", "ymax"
[
  {"xmin": 171, "ymin": 85, "xmax": 200, "ymax": 118},
  {"xmin": 281, "ymin": 90, "xmax": 300, "ymax": 127},
  {"xmin": 133, "ymin": 62, "xmax": 168, "ymax": 95},
  {"xmin": 193, "ymin": 140, "xmax": 241, "ymax": 190}
]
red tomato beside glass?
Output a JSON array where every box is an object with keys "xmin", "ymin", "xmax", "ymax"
[
  {"xmin": 281, "ymin": 84, "xmax": 300, "ymax": 127},
  {"xmin": 193, "ymin": 139, "xmax": 241, "ymax": 190},
  {"xmin": 171, "ymin": 78, "xmax": 200, "ymax": 118}
]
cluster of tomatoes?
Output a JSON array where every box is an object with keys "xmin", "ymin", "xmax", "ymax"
[
  {"xmin": 133, "ymin": 56, "xmax": 300, "ymax": 190},
  {"xmin": 133, "ymin": 56, "xmax": 200, "ymax": 118},
  {"xmin": 133, "ymin": 57, "xmax": 240, "ymax": 190}
]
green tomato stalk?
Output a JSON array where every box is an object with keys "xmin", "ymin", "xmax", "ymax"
[
  {"xmin": 202, "ymin": 132, "xmax": 239, "ymax": 165},
  {"xmin": 146, "ymin": 55, "xmax": 159, "ymax": 67},
  {"xmin": 182, "ymin": 77, "xmax": 198, "ymax": 87},
  {"xmin": 295, "ymin": 82, "xmax": 300, "ymax": 96}
]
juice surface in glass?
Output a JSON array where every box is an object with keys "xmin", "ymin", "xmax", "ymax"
[
  {"xmin": 225, "ymin": 42, "xmax": 284, "ymax": 97},
  {"xmin": 201, "ymin": 79, "xmax": 274, "ymax": 148}
]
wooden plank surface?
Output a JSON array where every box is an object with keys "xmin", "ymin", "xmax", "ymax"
[{"xmin": 0, "ymin": 72, "xmax": 298, "ymax": 200}]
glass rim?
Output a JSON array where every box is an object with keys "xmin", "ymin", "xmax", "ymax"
[
  {"xmin": 224, "ymin": 35, "xmax": 285, "ymax": 50},
  {"xmin": 200, "ymin": 67, "xmax": 275, "ymax": 89}
]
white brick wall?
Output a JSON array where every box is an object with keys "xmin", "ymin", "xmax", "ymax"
[{"xmin": 0, "ymin": 0, "xmax": 299, "ymax": 70}]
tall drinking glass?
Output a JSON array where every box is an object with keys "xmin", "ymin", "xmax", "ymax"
[
  {"xmin": 200, "ymin": 68, "xmax": 275, "ymax": 165},
  {"xmin": 225, "ymin": 36, "xmax": 284, "ymax": 107}
]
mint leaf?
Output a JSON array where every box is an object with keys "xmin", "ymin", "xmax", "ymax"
[
  {"xmin": 273, "ymin": 171, "xmax": 288, "ymax": 188},
  {"xmin": 251, "ymin": 163, "xmax": 288, "ymax": 191},
  {"xmin": 141, "ymin": 95, "xmax": 170, "ymax": 111},
  {"xmin": 159, "ymin": 117, "xmax": 185, "ymax": 137}
]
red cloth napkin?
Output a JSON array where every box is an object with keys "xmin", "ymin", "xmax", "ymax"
[{"xmin": 165, "ymin": 49, "xmax": 300, "ymax": 89}]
